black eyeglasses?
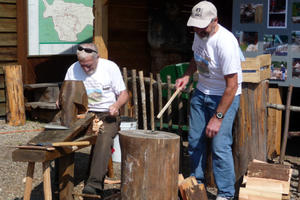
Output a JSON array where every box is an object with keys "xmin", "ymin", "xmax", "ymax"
[{"xmin": 77, "ymin": 46, "xmax": 98, "ymax": 54}]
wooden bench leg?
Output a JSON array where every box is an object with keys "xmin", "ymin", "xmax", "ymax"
[
  {"xmin": 58, "ymin": 153, "xmax": 74, "ymax": 200},
  {"xmin": 24, "ymin": 162, "xmax": 35, "ymax": 200},
  {"xmin": 43, "ymin": 161, "xmax": 52, "ymax": 200}
]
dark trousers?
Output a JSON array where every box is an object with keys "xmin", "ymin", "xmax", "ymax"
[{"xmin": 87, "ymin": 112, "xmax": 120, "ymax": 190}]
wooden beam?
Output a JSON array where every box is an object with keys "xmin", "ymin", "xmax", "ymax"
[
  {"xmin": 94, "ymin": 0, "xmax": 108, "ymax": 59},
  {"xmin": 239, "ymin": 188, "xmax": 282, "ymax": 200}
]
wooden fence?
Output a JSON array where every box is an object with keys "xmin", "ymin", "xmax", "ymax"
[{"xmin": 120, "ymin": 67, "xmax": 194, "ymax": 134}]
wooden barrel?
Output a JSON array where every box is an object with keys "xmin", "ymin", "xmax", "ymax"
[{"xmin": 119, "ymin": 130, "xmax": 180, "ymax": 200}]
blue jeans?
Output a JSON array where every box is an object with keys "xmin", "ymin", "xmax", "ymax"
[{"xmin": 188, "ymin": 89, "xmax": 240, "ymax": 197}]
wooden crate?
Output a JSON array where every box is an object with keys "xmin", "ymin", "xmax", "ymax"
[{"xmin": 242, "ymin": 54, "xmax": 271, "ymax": 83}]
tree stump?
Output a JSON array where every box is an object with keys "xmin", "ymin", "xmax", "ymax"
[
  {"xmin": 59, "ymin": 80, "xmax": 88, "ymax": 127},
  {"xmin": 119, "ymin": 130, "xmax": 180, "ymax": 200},
  {"xmin": 4, "ymin": 65, "xmax": 26, "ymax": 126}
]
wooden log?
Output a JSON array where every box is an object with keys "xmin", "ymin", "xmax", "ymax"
[
  {"xmin": 43, "ymin": 161, "xmax": 52, "ymax": 200},
  {"xmin": 150, "ymin": 73, "xmax": 154, "ymax": 130},
  {"xmin": 4, "ymin": 65, "xmax": 26, "ymax": 126},
  {"xmin": 24, "ymin": 162, "xmax": 35, "ymax": 200},
  {"xmin": 239, "ymin": 187, "xmax": 282, "ymax": 200},
  {"xmin": 157, "ymin": 73, "xmax": 163, "ymax": 130},
  {"xmin": 232, "ymin": 81, "xmax": 269, "ymax": 185},
  {"xmin": 138, "ymin": 71, "xmax": 147, "ymax": 130},
  {"xmin": 178, "ymin": 176, "xmax": 208, "ymax": 200},
  {"xmin": 119, "ymin": 130, "xmax": 180, "ymax": 200},
  {"xmin": 59, "ymin": 80, "xmax": 88, "ymax": 127},
  {"xmin": 132, "ymin": 70, "xmax": 138, "ymax": 123}
]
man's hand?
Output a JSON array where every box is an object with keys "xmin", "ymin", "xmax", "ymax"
[
  {"xmin": 205, "ymin": 116, "xmax": 222, "ymax": 138},
  {"xmin": 109, "ymin": 103, "xmax": 120, "ymax": 116},
  {"xmin": 175, "ymin": 75, "xmax": 190, "ymax": 91}
]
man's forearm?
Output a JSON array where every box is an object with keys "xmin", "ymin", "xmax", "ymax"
[{"xmin": 114, "ymin": 90, "xmax": 129, "ymax": 109}]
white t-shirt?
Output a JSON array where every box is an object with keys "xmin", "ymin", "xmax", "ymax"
[
  {"xmin": 192, "ymin": 25, "xmax": 242, "ymax": 96},
  {"xmin": 65, "ymin": 58, "xmax": 126, "ymax": 112}
]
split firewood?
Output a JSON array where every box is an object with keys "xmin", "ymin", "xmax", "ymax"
[{"xmin": 104, "ymin": 179, "xmax": 121, "ymax": 184}]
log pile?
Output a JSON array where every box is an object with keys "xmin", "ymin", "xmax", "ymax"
[{"xmin": 239, "ymin": 160, "xmax": 292, "ymax": 200}]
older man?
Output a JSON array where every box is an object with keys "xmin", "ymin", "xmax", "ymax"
[
  {"xmin": 176, "ymin": 1, "xmax": 242, "ymax": 200},
  {"xmin": 64, "ymin": 43, "xmax": 128, "ymax": 197}
]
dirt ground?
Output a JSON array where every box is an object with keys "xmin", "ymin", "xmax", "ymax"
[{"xmin": 0, "ymin": 120, "xmax": 300, "ymax": 199}]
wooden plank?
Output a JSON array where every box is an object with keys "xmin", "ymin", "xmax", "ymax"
[
  {"xmin": 0, "ymin": 89, "xmax": 4, "ymax": 102},
  {"xmin": 28, "ymin": 113, "xmax": 94, "ymax": 144},
  {"xmin": 0, "ymin": 102, "xmax": 6, "ymax": 116},
  {"xmin": 247, "ymin": 161, "xmax": 290, "ymax": 181},
  {"xmin": 0, "ymin": 76, "xmax": 4, "ymax": 88},
  {"xmin": 239, "ymin": 187, "xmax": 282, "ymax": 200},
  {"xmin": 243, "ymin": 176, "xmax": 290, "ymax": 194},
  {"xmin": 267, "ymin": 87, "xmax": 282, "ymax": 159},
  {"xmin": 0, "ymin": 47, "xmax": 17, "ymax": 61},
  {"xmin": 25, "ymin": 102, "xmax": 58, "ymax": 110},
  {"xmin": 0, "ymin": 33, "xmax": 17, "ymax": 46},
  {"xmin": 0, "ymin": 0, "xmax": 16, "ymax": 3},
  {"xmin": 0, "ymin": 3, "xmax": 16, "ymax": 18},
  {"xmin": 0, "ymin": 18, "xmax": 16, "ymax": 32},
  {"xmin": 23, "ymin": 83, "xmax": 60, "ymax": 89}
]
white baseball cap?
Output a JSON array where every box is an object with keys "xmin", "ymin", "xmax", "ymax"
[{"xmin": 187, "ymin": 1, "xmax": 217, "ymax": 28}]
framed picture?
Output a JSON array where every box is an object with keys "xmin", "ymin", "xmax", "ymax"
[
  {"xmin": 263, "ymin": 34, "xmax": 288, "ymax": 56},
  {"xmin": 270, "ymin": 61, "xmax": 288, "ymax": 81},
  {"xmin": 291, "ymin": 31, "xmax": 300, "ymax": 53},
  {"xmin": 235, "ymin": 31, "xmax": 258, "ymax": 52},
  {"xmin": 267, "ymin": 0, "xmax": 287, "ymax": 28},
  {"xmin": 240, "ymin": 3, "xmax": 263, "ymax": 24},
  {"xmin": 27, "ymin": 0, "xmax": 94, "ymax": 56},
  {"xmin": 292, "ymin": 2, "xmax": 300, "ymax": 23},
  {"xmin": 292, "ymin": 58, "xmax": 300, "ymax": 79}
]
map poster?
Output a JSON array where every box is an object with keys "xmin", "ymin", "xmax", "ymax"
[{"xmin": 28, "ymin": 0, "xmax": 94, "ymax": 56}]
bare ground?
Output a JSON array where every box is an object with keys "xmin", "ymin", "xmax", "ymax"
[{"xmin": 0, "ymin": 120, "xmax": 299, "ymax": 200}]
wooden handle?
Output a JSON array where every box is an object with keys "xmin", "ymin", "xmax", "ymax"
[
  {"xmin": 157, "ymin": 88, "xmax": 181, "ymax": 119},
  {"xmin": 52, "ymin": 141, "xmax": 90, "ymax": 147}
]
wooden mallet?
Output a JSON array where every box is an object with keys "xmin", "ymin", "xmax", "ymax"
[{"xmin": 157, "ymin": 87, "xmax": 181, "ymax": 119}]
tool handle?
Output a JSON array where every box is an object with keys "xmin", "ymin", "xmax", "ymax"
[
  {"xmin": 157, "ymin": 88, "xmax": 181, "ymax": 119},
  {"xmin": 52, "ymin": 141, "xmax": 90, "ymax": 147}
]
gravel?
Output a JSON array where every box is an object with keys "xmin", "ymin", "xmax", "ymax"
[{"xmin": 0, "ymin": 119, "xmax": 299, "ymax": 200}]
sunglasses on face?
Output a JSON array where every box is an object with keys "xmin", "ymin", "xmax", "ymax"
[{"xmin": 77, "ymin": 46, "xmax": 98, "ymax": 54}]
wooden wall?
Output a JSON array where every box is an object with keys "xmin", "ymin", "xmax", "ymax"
[{"xmin": 0, "ymin": 0, "xmax": 17, "ymax": 116}]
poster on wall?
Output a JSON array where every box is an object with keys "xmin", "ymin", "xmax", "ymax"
[
  {"xmin": 292, "ymin": 2, "xmax": 300, "ymax": 23},
  {"xmin": 263, "ymin": 34, "xmax": 288, "ymax": 56},
  {"xmin": 235, "ymin": 31, "xmax": 258, "ymax": 52},
  {"xmin": 292, "ymin": 58, "xmax": 300, "ymax": 79},
  {"xmin": 28, "ymin": 0, "xmax": 94, "ymax": 56},
  {"xmin": 270, "ymin": 61, "xmax": 288, "ymax": 81},
  {"xmin": 267, "ymin": 0, "xmax": 287, "ymax": 28},
  {"xmin": 240, "ymin": 3, "xmax": 263, "ymax": 24}
]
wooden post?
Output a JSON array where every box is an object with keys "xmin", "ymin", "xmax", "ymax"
[
  {"xmin": 280, "ymin": 85, "xmax": 293, "ymax": 163},
  {"xmin": 24, "ymin": 162, "xmax": 35, "ymax": 200},
  {"xmin": 132, "ymin": 70, "xmax": 138, "ymax": 123},
  {"xmin": 157, "ymin": 74, "xmax": 163, "ymax": 130},
  {"xmin": 150, "ymin": 73, "xmax": 154, "ymax": 131},
  {"xmin": 122, "ymin": 67, "xmax": 128, "ymax": 116},
  {"xmin": 119, "ymin": 130, "xmax": 180, "ymax": 200},
  {"xmin": 138, "ymin": 71, "xmax": 147, "ymax": 130},
  {"xmin": 4, "ymin": 65, "xmax": 26, "ymax": 126},
  {"xmin": 59, "ymin": 80, "xmax": 88, "ymax": 127},
  {"xmin": 167, "ymin": 75, "xmax": 172, "ymax": 130},
  {"xmin": 94, "ymin": 0, "xmax": 108, "ymax": 59}
]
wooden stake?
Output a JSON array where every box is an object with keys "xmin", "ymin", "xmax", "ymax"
[
  {"xmin": 132, "ymin": 70, "xmax": 138, "ymax": 124},
  {"xmin": 157, "ymin": 87, "xmax": 181, "ymax": 119},
  {"xmin": 123, "ymin": 67, "xmax": 128, "ymax": 116},
  {"xmin": 139, "ymin": 71, "xmax": 147, "ymax": 130},
  {"xmin": 150, "ymin": 73, "xmax": 154, "ymax": 131},
  {"xmin": 157, "ymin": 74, "xmax": 163, "ymax": 129}
]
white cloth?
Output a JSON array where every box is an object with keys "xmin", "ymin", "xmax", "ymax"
[
  {"xmin": 65, "ymin": 58, "xmax": 126, "ymax": 112},
  {"xmin": 192, "ymin": 24, "xmax": 242, "ymax": 96}
]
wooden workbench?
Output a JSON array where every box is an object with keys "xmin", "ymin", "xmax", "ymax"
[{"xmin": 12, "ymin": 113, "xmax": 95, "ymax": 200}]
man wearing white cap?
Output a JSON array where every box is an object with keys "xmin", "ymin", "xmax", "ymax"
[{"xmin": 175, "ymin": 1, "xmax": 242, "ymax": 200}]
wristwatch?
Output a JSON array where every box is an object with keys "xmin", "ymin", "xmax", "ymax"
[{"xmin": 215, "ymin": 112, "xmax": 224, "ymax": 119}]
